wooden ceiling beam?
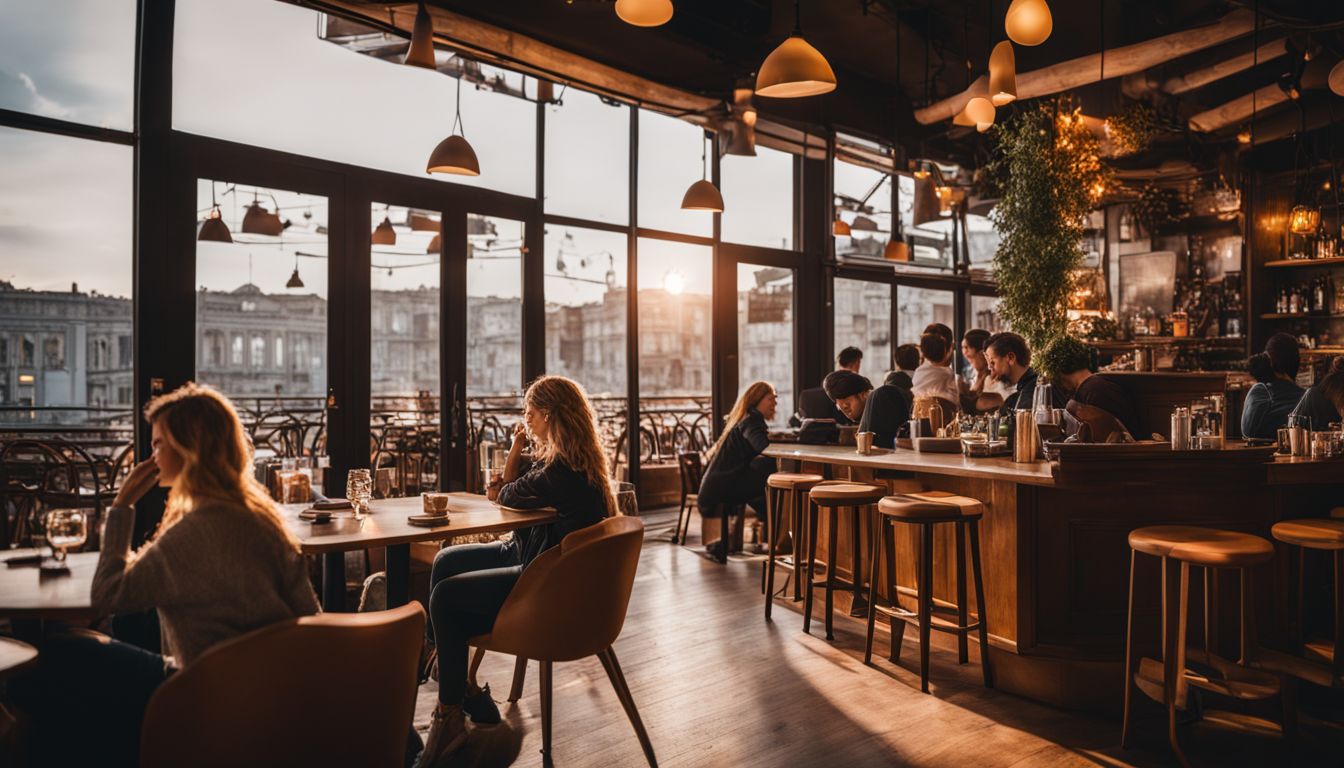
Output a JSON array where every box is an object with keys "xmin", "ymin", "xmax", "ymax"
[
  {"xmin": 1161, "ymin": 37, "xmax": 1286, "ymax": 95},
  {"xmin": 1188, "ymin": 83, "xmax": 1289, "ymax": 132}
]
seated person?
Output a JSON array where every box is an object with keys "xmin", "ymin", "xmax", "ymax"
[
  {"xmin": 1241, "ymin": 333, "xmax": 1306, "ymax": 439},
  {"xmin": 794, "ymin": 346, "xmax": 865, "ymax": 425},
  {"xmin": 698, "ymin": 381, "xmax": 778, "ymax": 559},
  {"xmin": 911, "ymin": 332, "xmax": 961, "ymax": 416},
  {"xmin": 824, "ymin": 369, "xmax": 911, "ymax": 449},
  {"xmin": 884, "ymin": 343, "xmax": 920, "ymax": 403},
  {"xmin": 1071, "ymin": 403, "xmax": 1133, "ymax": 443},
  {"xmin": 984, "ymin": 331, "xmax": 1068, "ymax": 415},
  {"xmin": 837, "ymin": 345, "xmax": 863, "ymax": 374},
  {"xmin": 961, "ymin": 329, "xmax": 1013, "ymax": 413},
  {"xmin": 14, "ymin": 384, "xmax": 320, "ymax": 767},
  {"xmin": 1040, "ymin": 335, "xmax": 1138, "ymax": 439},
  {"xmin": 421, "ymin": 376, "xmax": 613, "ymax": 764},
  {"xmin": 1288, "ymin": 355, "xmax": 1344, "ymax": 430}
]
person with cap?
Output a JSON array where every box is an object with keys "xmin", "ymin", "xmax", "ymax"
[{"xmin": 824, "ymin": 369, "xmax": 910, "ymax": 450}]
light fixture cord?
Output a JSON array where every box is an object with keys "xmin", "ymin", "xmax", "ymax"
[
  {"xmin": 793, "ymin": 0, "xmax": 802, "ymax": 35},
  {"xmin": 453, "ymin": 76, "xmax": 465, "ymax": 137},
  {"xmin": 701, "ymin": 132, "xmax": 708, "ymax": 180},
  {"xmin": 1100, "ymin": 0, "xmax": 1105, "ymax": 81}
]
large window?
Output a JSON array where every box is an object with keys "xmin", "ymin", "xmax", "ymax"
[
  {"xmin": 467, "ymin": 215, "xmax": 524, "ymax": 398},
  {"xmin": 971, "ymin": 295, "xmax": 1007, "ymax": 334},
  {"xmin": 834, "ymin": 159, "xmax": 891, "ymax": 260},
  {"xmin": 722, "ymin": 145, "xmax": 794, "ymax": 251},
  {"xmin": 637, "ymin": 110, "xmax": 712, "ymax": 237},
  {"xmin": 545, "ymin": 88, "xmax": 629, "ymax": 224},
  {"xmin": 0, "ymin": 128, "xmax": 132, "ymax": 413},
  {"xmin": 370, "ymin": 204, "xmax": 440, "ymax": 399},
  {"xmin": 737, "ymin": 263, "xmax": 794, "ymax": 429},
  {"xmin": 638, "ymin": 239, "xmax": 712, "ymax": 459},
  {"xmin": 897, "ymin": 285, "xmax": 956, "ymax": 345},
  {"xmin": 833, "ymin": 278, "xmax": 892, "ymax": 376},
  {"xmin": 544, "ymin": 226, "xmax": 627, "ymax": 397}
]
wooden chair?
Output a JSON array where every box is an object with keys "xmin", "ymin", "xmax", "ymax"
[
  {"xmin": 140, "ymin": 603, "xmax": 425, "ymax": 768},
  {"xmin": 673, "ymin": 451, "xmax": 703, "ymax": 544},
  {"xmin": 471, "ymin": 516, "xmax": 656, "ymax": 766},
  {"xmin": 762, "ymin": 472, "xmax": 824, "ymax": 619},
  {"xmin": 1257, "ymin": 519, "xmax": 1344, "ymax": 692},
  {"xmin": 804, "ymin": 483, "xmax": 887, "ymax": 641}
]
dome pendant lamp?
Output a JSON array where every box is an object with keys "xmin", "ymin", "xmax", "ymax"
[
  {"xmin": 427, "ymin": 77, "xmax": 481, "ymax": 176},
  {"xmin": 755, "ymin": 0, "xmax": 836, "ymax": 98},
  {"xmin": 286, "ymin": 251, "xmax": 304, "ymax": 289},
  {"xmin": 372, "ymin": 208, "xmax": 397, "ymax": 246},
  {"xmin": 614, "ymin": 0, "xmax": 674, "ymax": 27},
  {"xmin": 404, "ymin": 2, "xmax": 436, "ymax": 69},
  {"xmin": 681, "ymin": 133, "xmax": 724, "ymax": 212},
  {"xmin": 965, "ymin": 96, "xmax": 996, "ymax": 132},
  {"xmin": 988, "ymin": 41, "xmax": 1017, "ymax": 106},
  {"xmin": 198, "ymin": 182, "xmax": 232, "ymax": 243},
  {"xmin": 1005, "ymin": 0, "xmax": 1052, "ymax": 47}
]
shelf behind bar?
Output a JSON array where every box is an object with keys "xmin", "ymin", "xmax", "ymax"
[
  {"xmin": 1259, "ymin": 313, "xmax": 1344, "ymax": 320},
  {"xmin": 1263, "ymin": 257, "xmax": 1344, "ymax": 268}
]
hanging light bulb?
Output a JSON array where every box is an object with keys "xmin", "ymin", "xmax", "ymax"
[
  {"xmin": 988, "ymin": 41, "xmax": 1017, "ymax": 106},
  {"xmin": 198, "ymin": 182, "xmax": 232, "ymax": 243},
  {"xmin": 965, "ymin": 96, "xmax": 996, "ymax": 132},
  {"xmin": 427, "ymin": 77, "xmax": 481, "ymax": 176},
  {"xmin": 883, "ymin": 239, "xmax": 910, "ymax": 261},
  {"xmin": 1237, "ymin": 127, "xmax": 1252, "ymax": 145},
  {"xmin": 372, "ymin": 212, "xmax": 397, "ymax": 246},
  {"xmin": 755, "ymin": 0, "xmax": 836, "ymax": 98},
  {"xmin": 682, "ymin": 132, "xmax": 724, "ymax": 212},
  {"xmin": 404, "ymin": 1, "xmax": 436, "ymax": 69},
  {"xmin": 953, "ymin": 108, "xmax": 976, "ymax": 127},
  {"xmin": 1289, "ymin": 205, "xmax": 1320, "ymax": 235},
  {"xmin": 1330, "ymin": 60, "xmax": 1344, "ymax": 97},
  {"xmin": 1005, "ymin": 0, "xmax": 1052, "ymax": 47},
  {"xmin": 614, "ymin": 0, "xmax": 673, "ymax": 27},
  {"xmin": 912, "ymin": 161, "xmax": 931, "ymax": 181}
]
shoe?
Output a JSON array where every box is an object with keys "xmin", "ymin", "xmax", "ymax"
[
  {"xmin": 415, "ymin": 703, "xmax": 467, "ymax": 768},
  {"xmin": 706, "ymin": 539, "xmax": 727, "ymax": 562},
  {"xmin": 463, "ymin": 683, "xmax": 501, "ymax": 725}
]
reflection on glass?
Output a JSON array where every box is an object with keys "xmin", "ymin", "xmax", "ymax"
[
  {"xmin": 545, "ymin": 88, "xmax": 629, "ymax": 224},
  {"xmin": 967, "ymin": 213, "xmax": 1001, "ymax": 266},
  {"xmin": 834, "ymin": 159, "xmax": 890, "ymax": 260},
  {"xmin": 971, "ymin": 295, "xmax": 1007, "ymax": 334},
  {"xmin": 0, "ymin": 128, "xmax": 133, "ymax": 413},
  {"xmin": 638, "ymin": 239, "xmax": 712, "ymax": 461},
  {"xmin": 737, "ymin": 263, "xmax": 794, "ymax": 429},
  {"xmin": 897, "ymin": 285, "xmax": 956, "ymax": 346},
  {"xmin": 722, "ymin": 145, "xmax": 794, "ymax": 251},
  {"xmin": 467, "ymin": 216, "xmax": 524, "ymax": 397},
  {"xmin": 833, "ymin": 279, "xmax": 892, "ymax": 375},
  {"xmin": 637, "ymin": 110, "xmax": 712, "ymax": 237},
  {"xmin": 370, "ymin": 203, "xmax": 440, "ymax": 398},
  {"xmin": 195, "ymin": 180, "xmax": 328, "ymax": 397}
]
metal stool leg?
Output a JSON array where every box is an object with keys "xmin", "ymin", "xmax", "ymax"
[
  {"xmin": 955, "ymin": 520, "xmax": 969, "ymax": 664},
  {"xmin": 918, "ymin": 522, "xmax": 934, "ymax": 693},
  {"xmin": 969, "ymin": 518, "xmax": 991, "ymax": 687},
  {"xmin": 803, "ymin": 500, "xmax": 819, "ymax": 635},
  {"xmin": 1121, "ymin": 549, "xmax": 1138, "ymax": 748},
  {"xmin": 825, "ymin": 505, "xmax": 839, "ymax": 641}
]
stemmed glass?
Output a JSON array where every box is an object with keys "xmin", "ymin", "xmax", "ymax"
[
  {"xmin": 43, "ymin": 509, "xmax": 88, "ymax": 572},
  {"xmin": 346, "ymin": 469, "xmax": 373, "ymax": 518}
]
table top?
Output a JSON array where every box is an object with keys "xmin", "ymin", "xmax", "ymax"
[
  {"xmin": 281, "ymin": 493, "xmax": 558, "ymax": 554},
  {"xmin": 0, "ymin": 637, "xmax": 38, "ymax": 679},
  {"xmin": 764, "ymin": 443, "xmax": 1056, "ymax": 486},
  {"xmin": 0, "ymin": 551, "xmax": 99, "ymax": 621}
]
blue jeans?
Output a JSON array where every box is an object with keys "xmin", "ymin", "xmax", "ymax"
[{"xmin": 427, "ymin": 539, "xmax": 522, "ymax": 704}]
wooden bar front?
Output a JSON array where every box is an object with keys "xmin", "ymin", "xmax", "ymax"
[{"xmin": 764, "ymin": 443, "xmax": 1344, "ymax": 710}]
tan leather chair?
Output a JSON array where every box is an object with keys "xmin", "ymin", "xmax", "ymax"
[
  {"xmin": 471, "ymin": 516, "xmax": 656, "ymax": 766},
  {"xmin": 140, "ymin": 603, "xmax": 425, "ymax": 768}
]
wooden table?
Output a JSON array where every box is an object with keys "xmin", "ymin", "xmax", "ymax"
[
  {"xmin": 0, "ymin": 550, "xmax": 99, "ymax": 621},
  {"xmin": 280, "ymin": 494, "xmax": 557, "ymax": 611},
  {"xmin": 0, "ymin": 636, "xmax": 38, "ymax": 679}
]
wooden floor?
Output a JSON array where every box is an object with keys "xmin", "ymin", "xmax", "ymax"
[{"xmin": 414, "ymin": 510, "xmax": 1344, "ymax": 767}]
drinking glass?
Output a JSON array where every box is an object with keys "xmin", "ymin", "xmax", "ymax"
[
  {"xmin": 346, "ymin": 469, "xmax": 373, "ymax": 517},
  {"xmin": 480, "ymin": 446, "xmax": 508, "ymax": 490},
  {"xmin": 44, "ymin": 509, "xmax": 87, "ymax": 569}
]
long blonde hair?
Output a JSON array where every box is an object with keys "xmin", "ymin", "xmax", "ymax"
[
  {"xmin": 525, "ymin": 376, "xmax": 617, "ymax": 516},
  {"xmin": 706, "ymin": 380, "xmax": 774, "ymax": 460},
  {"xmin": 145, "ymin": 383, "xmax": 300, "ymax": 551}
]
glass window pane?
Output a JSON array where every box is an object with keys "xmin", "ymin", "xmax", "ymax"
[
  {"xmin": 637, "ymin": 110, "xmax": 711, "ymax": 237},
  {"xmin": 467, "ymin": 215, "xmax": 524, "ymax": 398},
  {"xmin": 195, "ymin": 180, "xmax": 328, "ymax": 401},
  {"xmin": 0, "ymin": 0, "xmax": 135, "ymax": 130},
  {"xmin": 967, "ymin": 213, "xmax": 1000, "ymax": 266},
  {"xmin": 544, "ymin": 226, "xmax": 627, "ymax": 396},
  {"xmin": 896, "ymin": 285, "xmax": 956, "ymax": 346},
  {"xmin": 545, "ymin": 89, "xmax": 629, "ymax": 224},
  {"xmin": 370, "ymin": 203, "xmax": 440, "ymax": 398},
  {"xmin": 833, "ymin": 278, "xmax": 891, "ymax": 376},
  {"xmin": 971, "ymin": 295, "xmax": 1008, "ymax": 334},
  {"xmin": 722, "ymin": 146, "xmax": 794, "ymax": 250},
  {"xmin": 834, "ymin": 160, "xmax": 890, "ymax": 260},
  {"xmin": 737, "ymin": 263, "xmax": 794, "ymax": 429},
  {"xmin": 174, "ymin": 0, "xmax": 535, "ymax": 197},
  {"xmin": 0, "ymin": 128, "xmax": 132, "ymax": 416}
]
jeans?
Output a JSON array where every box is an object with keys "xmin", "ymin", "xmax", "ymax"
[{"xmin": 427, "ymin": 539, "xmax": 522, "ymax": 704}]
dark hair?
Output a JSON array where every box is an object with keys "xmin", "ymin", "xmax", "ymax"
[
  {"xmin": 919, "ymin": 333, "xmax": 948, "ymax": 365},
  {"xmin": 837, "ymin": 346, "xmax": 863, "ymax": 368},
  {"xmin": 985, "ymin": 331, "xmax": 1031, "ymax": 368},
  {"xmin": 923, "ymin": 323, "xmax": 954, "ymax": 346},
  {"xmin": 1247, "ymin": 353, "xmax": 1275, "ymax": 385},
  {"xmin": 1264, "ymin": 332, "xmax": 1301, "ymax": 378},
  {"xmin": 895, "ymin": 343, "xmax": 921, "ymax": 372},
  {"xmin": 1037, "ymin": 334, "xmax": 1092, "ymax": 380},
  {"xmin": 1322, "ymin": 356, "xmax": 1344, "ymax": 414},
  {"xmin": 962, "ymin": 328, "xmax": 991, "ymax": 352}
]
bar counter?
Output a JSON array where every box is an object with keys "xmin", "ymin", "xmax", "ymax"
[{"xmin": 765, "ymin": 442, "xmax": 1344, "ymax": 710}]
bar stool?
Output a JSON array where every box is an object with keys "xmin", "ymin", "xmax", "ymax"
[
  {"xmin": 762, "ymin": 472, "xmax": 824, "ymax": 621},
  {"xmin": 1264, "ymin": 518, "xmax": 1344, "ymax": 689},
  {"xmin": 863, "ymin": 491, "xmax": 990, "ymax": 693},
  {"xmin": 1121, "ymin": 526, "xmax": 1283, "ymax": 767},
  {"xmin": 803, "ymin": 482, "xmax": 886, "ymax": 641}
]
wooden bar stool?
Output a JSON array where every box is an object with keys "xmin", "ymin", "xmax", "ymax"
[
  {"xmin": 863, "ymin": 491, "xmax": 990, "ymax": 693},
  {"xmin": 1122, "ymin": 525, "xmax": 1283, "ymax": 768},
  {"xmin": 1261, "ymin": 519, "xmax": 1344, "ymax": 690},
  {"xmin": 762, "ymin": 472, "xmax": 824, "ymax": 620},
  {"xmin": 803, "ymin": 482, "xmax": 886, "ymax": 641}
]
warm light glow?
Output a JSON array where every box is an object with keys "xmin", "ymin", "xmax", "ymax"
[
  {"xmin": 615, "ymin": 0, "xmax": 674, "ymax": 27},
  {"xmin": 404, "ymin": 2, "xmax": 436, "ymax": 69},
  {"xmin": 883, "ymin": 239, "xmax": 910, "ymax": 261},
  {"xmin": 426, "ymin": 134, "xmax": 480, "ymax": 176},
  {"xmin": 1330, "ymin": 60, "xmax": 1344, "ymax": 97},
  {"xmin": 663, "ymin": 270, "xmax": 686, "ymax": 295},
  {"xmin": 988, "ymin": 41, "xmax": 1017, "ymax": 106},
  {"xmin": 1091, "ymin": 180, "xmax": 1107, "ymax": 200},
  {"xmin": 198, "ymin": 204, "xmax": 232, "ymax": 243},
  {"xmin": 372, "ymin": 216, "xmax": 397, "ymax": 246},
  {"xmin": 18, "ymin": 374, "xmax": 35, "ymax": 385},
  {"xmin": 833, "ymin": 216, "xmax": 852, "ymax": 237},
  {"xmin": 681, "ymin": 179, "xmax": 724, "ymax": 212},
  {"xmin": 953, "ymin": 107, "xmax": 976, "ymax": 127},
  {"xmin": 965, "ymin": 97, "xmax": 995, "ymax": 132},
  {"xmin": 1289, "ymin": 205, "xmax": 1320, "ymax": 235},
  {"xmin": 1237, "ymin": 128, "xmax": 1252, "ymax": 145},
  {"xmin": 1005, "ymin": 0, "xmax": 1052, "ymax": 46},
  {"xmin": 756, "ymin": 35, "xmax": 837, "ymax": 98}
]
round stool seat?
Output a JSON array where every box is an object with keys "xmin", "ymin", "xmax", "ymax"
[
  {"xmin": 1128, "ymin": 525, "xmax": 1248, "ymax": 558},
  {"xmin": 1168, "ymin": 532, "xmax": 1274, "ymax": 568},
  {"xmin": 808, "ymin": 482, "xmax": 886, "ymax": 506},
  {"xmin": 766, "ymin": 472, "xmax": 825, "ymax": 490},
  {"xmin": 1272, "ymin": 519, "xmax": 1344, "ymax": 550},
  {"xmin": 878, "ymin": 491, "xmax": 984, "ymax": 522}
]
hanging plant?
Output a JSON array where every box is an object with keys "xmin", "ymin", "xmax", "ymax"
[
  {"xmin": 988, "ymin": 99, "xmax": 1112, "ymax": 351},
  {"xmin": 1104, "ymin": 102, "xmax": 1158, "ymax": 157},
  {"xmin": 1131, "ymin": 183, "xmax": 1190, "ymax": 232}
]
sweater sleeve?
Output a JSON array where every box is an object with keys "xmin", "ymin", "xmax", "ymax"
[
  {"xmin": 497, "ymin": 464, "xmax": 559, "ymax": 511},
  {"xmin": 741, "ymin": 414, "xmax": 770, "ymax": 455},
  {"xmin": 282, "ymin": 550, "xmax": 321, "ymax": 617},
  {"xmin": 92, "ymin": 506, "xmax": 194, "ymax": 616},
  {"xmin": 1240, "ymin": 384, "xmax": 1270, "ymax": 439}
]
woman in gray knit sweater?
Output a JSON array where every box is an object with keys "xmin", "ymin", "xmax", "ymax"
[{"xmin": 14, "ymin": 384, "xmax": 318, "ymax": 766}]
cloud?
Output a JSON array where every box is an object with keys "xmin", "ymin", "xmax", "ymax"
[
  {"xmin": 0, "ymin": 69, "xmax": 72, "ymax": 120},
  {"xmin": 17, "ymin": 71, "xmax": 73, "ymax": 119}
]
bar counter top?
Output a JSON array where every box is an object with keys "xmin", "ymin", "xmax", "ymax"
[{"xmin": 763, "ymin": 443, "xmax": 1055, "ymax": 486}]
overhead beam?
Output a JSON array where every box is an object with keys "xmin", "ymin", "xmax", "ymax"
[
  {"xmin": 915, "ymin": 9, "xmax": 1256, "ymax": 125},
  {"xmin": 1161, "ymin": 37, "xmax": 1286, "ymax": 94},
  {"xmin": 1188, "ymin": 84, "xmax": 1289, "ymax": 133}
]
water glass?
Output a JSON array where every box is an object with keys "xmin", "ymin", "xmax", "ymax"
[
  {"xmin": 44, "ymin": 509, "xmax": 87, "ymax": 570},
  {"xmin": 346, "ymin": 469, "xmax": 373, "ymax": 516}
]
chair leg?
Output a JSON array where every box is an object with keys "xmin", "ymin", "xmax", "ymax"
[
  {"xmin": 539, "ymin": 660, "xmax": 553, "ymax": 762},
  {"xmin": 848, "ymin": 505, "xmax": 866, "ymax": 618},
  {"xmin": 803, "ymin": 501, "xmax": 819, "ymax": 635},
  {"xmin": 887, "ymin": 519, "xmax": 904, "ymax": 663},
  {"xmin": 790, "ymin": 490, "xmax": 804, "ymax": 602},
  {"xmin": 1166, "ymin": 561, "xmax": 1191, "ymax": 768},
  {"xmin": 918, "ymin": 523, "xmax": 933, "ymax": 693},
  {"xmin": 597, "ymin": 647, "xmax": 658, "ymax": 767},
  {"xmin": 468, "ymin": 645, "xmax": 485, "ymax": 690},
  {"xmin": 765, "ymin": 489, "xmax": 778, "ymax": 620},
  {"xmin": 718, "ymin": 507, "xmax": 730, "ymax": 564},
  {"xmin": 968, "ymin": 520, "xmax": 991, "ymax": 688},
  {"xmin": 825, "ymin": 506, "xmax": 839, "ymax": 642},
  {"xmin": 1121, "ymin": 549, "xmax": 1137, "ymax": 749},
  {"xmin": 864, "ymin": 516, "xmax": 881, "ymax": 665},
  {"xmin": 672, "ymin": 500, "xmax": 685, "ymax": 545},
  {"xmin": 508, "ymin": 655, "xmax": 528, "ymax": 702},
  {"xmin": 1334, "ymin": 552, "xmax": 1344, "ymax": 683},
  {"xmin": 955, "ymin": 520, "xmax": 969, "ymax": 665}
]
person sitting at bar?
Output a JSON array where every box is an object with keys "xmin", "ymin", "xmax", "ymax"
[
  {"xmin": 420, "ymin": 375, "xmax": 614, "ymax": 764},
  {"xmin": 1288, "ymin": 356, "xmax": 1344, "ymax": 431},
  {"xmin": 911, "ymin": 331, "xmax": 961, "ymax": 418},
  {"xmin": 13, "ymin": 384, "xmax": 320, "ymax": 766},
  {"xmin": 884, "ymin": 343, "xmax": 920, "ymax": 398},
  {"xmin": 795, "ymin": 346, "xmax": 863, "ymax": 425},
  {"xmin": 697, "ymin": 381, "xmax": 777, "ymax": 561},
  {"xmin": 1241, "ymin": 333, "xmax": 1306, "ymax": 439},
  {"xmin": 1040, "ymin": 334, "xmax": 1138, "ymax": 439},
  {"xmin": 984, "ymin": 331, "xmax": 1068, "ymax": 415},
  {"xmin": 825, "ymin": 369, "xmax": 910, "ymax": 449},
  {"xmin": 960, "ymin": 329, "xmax": 1012, "ymax": 413}
]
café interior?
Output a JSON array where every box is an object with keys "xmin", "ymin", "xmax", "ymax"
[{"xmin": 3, "ymin": 0, "xmax": 1344, "ymax": 766}]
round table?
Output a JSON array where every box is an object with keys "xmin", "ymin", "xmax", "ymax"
[{"xmin": 0, "ymin": 637, "xmax": 38, "ymax": 680}]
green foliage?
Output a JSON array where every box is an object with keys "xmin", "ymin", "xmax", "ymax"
[
  {"xmin": 988, "ymin": 100, "xmax": 1112, "ymax": 351},
  {"xmin": 1104, "ymin": 102, "xmax": 1158, "ymax": 157},
  {"xmin": 1131, "ymin": 183, "xmax": 1190, "ymax": 233},
  {"xmin": 1037, "ymin": 334, "xmax": 1093, "ymax": 380}
]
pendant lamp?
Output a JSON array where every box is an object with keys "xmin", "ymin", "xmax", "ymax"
[
  {"xmin": 427, "ymin": 77, "xmax": 481, "ymax": 176},
  {"xmin": 1289, "ymin": 205, "xmax": 1320, "ymax": 235},
  {"xmin": 241, "ymin": 194, "xmax": 285, "ymax": 236},
  {"xmin": 372, "ymin": 212, "xmax": 397, "ymax": 246},
  {"xmin": 286, "ymin": 251, "xmax": 304, "ymax": 289},
  {"xmin": 404, "ymin": 2, "xmax": 436, "ymax": 69},
  {"xmin": 883, "ymin": 239, "xmax": 910, "ymax": 261},
  {"xmin": 614, "ymin": 0, "xmax": 673, "ymax": 27},
  {"xmin": 912, "ymin": 175, "xmax": 942, "ymax": 227},
  {"xmin": 681, "ymin": 133, "xmax": 724, "ymax": 212},
  {"xmin": 755, "ymin": 1, "xmax": 836, "ymax": 98},
  {"xmin": 833, "ymin": 216, "xmax": 852, "ymax": 236},
  {"xmin": 427, "ymin": 233, "xmax": 441, "ymax": 254},
  {"xmin": 198, "ymin": 183, "xmax": 232, "ymax": 243},
  {"xmin": 953, "ymin": 108, "xmax": 976, "ymax": 127},
  {"xmin": 1330, "ymin": 60, "xmax": 1344, "ymax": 97},
  {"xmin": 1005, "ymin": 0, "xmax": 1052, "ymax": 47},
  {"xmin": 965, "ymin": 96, "xmax": 996, "ymax": 132},
  {"xmin": 988, "ymin": 41, "xmax": 1017, "ymax": 106}
]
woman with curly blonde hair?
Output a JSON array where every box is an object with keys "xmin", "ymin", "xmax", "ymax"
[{"xmin": 419, "ymin": 375, "xmax": 612, "ymax": 765}]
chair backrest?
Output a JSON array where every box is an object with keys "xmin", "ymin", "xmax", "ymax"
[
  {"xmin": 677, "ymin": 451, "xmax": 703, "ymax": 495},
  {"xmin": 486, "ymin": 516, "xmax": 644, "ymax": 663},
  {"xmin": 140, "ymin": 603, "xmax": 424, "ymax": 768}
]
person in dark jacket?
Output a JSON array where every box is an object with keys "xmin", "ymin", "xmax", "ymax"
[
  {"xmin": 419, "ymin": 376, "xmax": 615, "ymax": 766},
  {"xmin": 1241, "ymin": 334, "xmax": 1306, "ymax": 439},
  {"xmin": 984, "ymin": 332, "xmax": 1067, "ymax": 415},
  {"xmin": 1289, "ymin": 356, "xmax": 1344, "ymax": 431},
  {"xmin": 825, "ymin": 369, "xmax": 911, "ymax": 449},
  {"xmin": 698, "ymin": 381, "xmax": 778, "ymax": 559}
]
